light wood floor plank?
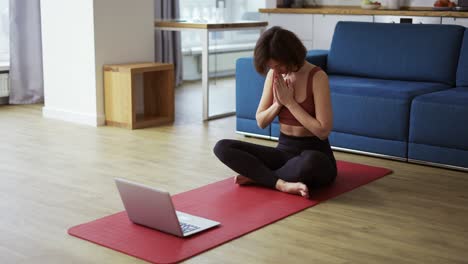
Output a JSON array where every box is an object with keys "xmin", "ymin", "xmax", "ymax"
[{"xmin": 1, "ymin": 82, "xmax": 467, "ymax": 263}]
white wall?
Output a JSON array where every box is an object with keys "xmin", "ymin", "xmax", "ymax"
[
  {"xmin": 41, "ymin": 0, "xmax": 154, "ymax": 126},
  {"xmin": 41, "ymin": 0, "xmax": 98, "ymax": 125},
  {"xmin": 93, "ymin": 0, "xmax": 154, "ymax": 124}
]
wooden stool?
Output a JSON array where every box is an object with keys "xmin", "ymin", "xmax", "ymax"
[{"xmin": 104, "ymin": 62, "xmax": 174, "ymax": 129}]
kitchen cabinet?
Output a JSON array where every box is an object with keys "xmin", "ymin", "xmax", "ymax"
[
  {"xmin": 374, "ymin": 15, "xmax": 441, "ymax": 24},
  {"xmin": 261, "ymin": 13, "xmax": 314, "ymax": 50},
  {"xmin": 260, "ymin": 11, "xmax": 466, "ymax": 52},
  {"xmin": 312, "ymin": 14, "xmax": 373, "ymax": 50},
  {"xmin": 441, "ymin": 17, "xmax": 468, "ymax": 27}
]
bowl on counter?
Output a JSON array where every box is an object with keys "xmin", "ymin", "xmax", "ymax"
[{"xmin": 361, "ymin": 4, "xmax": 382, "ymax": 9}]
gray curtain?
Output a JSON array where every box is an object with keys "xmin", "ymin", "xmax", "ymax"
[
  {"xmin": 9, "ymin": 0, "xmax": 43, "ymax": 104},
  {"xmin": 154, "ymin": 0, "xmax": 183, "ymax": 86}
]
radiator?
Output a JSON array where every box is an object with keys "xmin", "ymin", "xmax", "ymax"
[{"xmin": 0, "ymin": 73, "xmax": 9, "ymax": 97}]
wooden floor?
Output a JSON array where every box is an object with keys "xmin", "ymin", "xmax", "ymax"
[{"xmin": 1, "ymin": 85, "xmax": 468, "ymax": 263}]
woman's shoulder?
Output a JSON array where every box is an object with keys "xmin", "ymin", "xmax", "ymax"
[
  {"xmin": 307, "ymin": 63, "xmax": 322, "ymax": 72},
  {"xmin": 306, "ymin": 65, "xmax": 325, "ymax": 78},
  {"xmin": 302, "ymin": 62, "xmax": 322, "ymax": 73},
  {"xmin": 311, "ymin": 66, "xmax": 329, "ymax": 87}
]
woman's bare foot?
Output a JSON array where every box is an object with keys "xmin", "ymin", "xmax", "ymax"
[
  {"xmin": 234, "ymin": 175, "xmax": 255, "ymax": 185},
  {"xmin": 275, "ymin": 179, "xmax": 309, "ymax": 198}
]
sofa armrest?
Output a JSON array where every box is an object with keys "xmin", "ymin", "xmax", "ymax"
[
  {"xmin": 306, "ymin": 50, "xmax": 328, "ymax": 72},
  {"xmin": 236, "ymin": 57, "xmax": 266, "ymax": 119},
  {"xmin": 235, "ymin": 57, "xmax": 271, "ymax": 136}
]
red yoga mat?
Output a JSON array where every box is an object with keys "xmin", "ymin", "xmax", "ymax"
[{"xmin": 68, "ymin": 160, "xmax": 392, "ymax": 263}]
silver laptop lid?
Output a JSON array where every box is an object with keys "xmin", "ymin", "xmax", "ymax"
[{"xmin": 114, "ymin": 178, "xmax": 183, "ymax": 237}]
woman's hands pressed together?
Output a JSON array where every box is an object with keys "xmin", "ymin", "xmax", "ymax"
[{"xmin": 273, "ymin": 71, "xmax": 296, "ymax": 108}]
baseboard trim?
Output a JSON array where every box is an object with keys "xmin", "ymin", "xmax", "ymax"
[
  {"xmin": 42, "ymin": 106, "xmax": 105, "ymax": 127},
  {"xmin": 408, "ymin": 158, "xmax": 468, "ymax": 172},
  {"xmin": 236, "ymin": 131, "xmax": 272, "ymax": 140}
]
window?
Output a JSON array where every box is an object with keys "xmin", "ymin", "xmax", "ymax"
[
  {"xmin": 0, "ymin": 0, "xmax": 8, "ymax": 65},
  {"xmin": 178, "ymin": 0, "xmax": 265, "ymax": 50}
]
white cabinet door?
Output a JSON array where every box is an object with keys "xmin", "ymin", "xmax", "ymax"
[
  {"xmin": 441, "ymin": 17, "xmax": 468, "ymax": 27},
  {"xmin": 374, "ymin": 16, "xmax": 441, "ymax": 24},
  {"xmin": 262, "ymin": 13, "xmax": 314, "ymax": 50},
  {"xmin": 312, "ymin": 15, "xmax": 373, "ymax": 50}
]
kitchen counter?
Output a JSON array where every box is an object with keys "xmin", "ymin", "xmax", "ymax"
[
  {"xmin": 259, "ymin": 6, "xmax": 468, "ymax": 18},
  {"xmin": 154, "ymin": 20, "xmax": 268, "ymax": 29}
]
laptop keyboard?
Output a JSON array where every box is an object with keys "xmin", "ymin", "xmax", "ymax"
[{"xmin": 180, "ymin": 222, "xmax": 201, "ymax": 233}]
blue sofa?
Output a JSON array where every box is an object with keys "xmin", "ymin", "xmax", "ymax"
[
  {"xmin": 235, "ymin": 22, "xmax": 468, "ymax": 170},
  {"xmin": 408, "ymin": 29, "xmax": 468, "ymax": 169}
]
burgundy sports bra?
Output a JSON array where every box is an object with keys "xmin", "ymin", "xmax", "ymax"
[{"xmin": 277, "ymin": 66, "xmax": 322, "ymax": 126}]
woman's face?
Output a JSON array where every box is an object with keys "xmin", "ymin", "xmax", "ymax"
[{"xmin": 267, "ymin": 59, "xmax": 289, "ymax": 75}]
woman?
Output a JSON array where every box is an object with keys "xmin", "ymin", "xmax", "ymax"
[{"xmin": 213, "ymin": 26, "xmax": 337, "ymax": 198}]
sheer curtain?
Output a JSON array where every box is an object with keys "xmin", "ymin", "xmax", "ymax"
[
  {"xmin": 154, "ymin": 0, "xmax": 183, "ymax": 86},
  {"xmin": 9, "ymin": 0, "xmax": 43, "ymax": 104}
]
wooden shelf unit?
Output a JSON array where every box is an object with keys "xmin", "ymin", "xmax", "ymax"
[{"xmin": 104, "ymin": 62, "xmax": 174, "ymax": 129}]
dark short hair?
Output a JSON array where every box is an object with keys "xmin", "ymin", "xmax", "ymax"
[{"xmin": 253, "ymin": 26, "xmax": 306, "ymax": 75}]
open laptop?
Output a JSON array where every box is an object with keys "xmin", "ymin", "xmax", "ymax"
[{"xmin": 115, "ymin": 178, "xmax": 220, "ymax": 237}]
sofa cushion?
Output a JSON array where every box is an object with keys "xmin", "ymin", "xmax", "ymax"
[
  {"xmin": 330, "ymin": 131, "xmax": 407, "ymax": 158},
  {"xmin": 409, "ymin": 87, "xmax": 468, "ymax": 150},
  {"xmin": 329, "ymin": 75, "xmax": 451, "ymax": 141},
  {"xmin": 328, "ymin": 22, "xmax": 465, "ymax": 85},
  {"xmin": 457, "ymin": 29, "xmax": 468, "ymax": 87},
  {"xmin": 408, "ymin": 143, "xmax": 468, "ymax": 168}
]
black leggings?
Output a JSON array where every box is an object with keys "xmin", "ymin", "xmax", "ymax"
[{"xmin": 213, "ymin": 133, "xmax": 337, "ymax": 190}]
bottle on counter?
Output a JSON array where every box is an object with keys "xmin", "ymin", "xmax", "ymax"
[
  {"xmin": 277, "ymin": 0, "xmax": 292, "ymax": 8},
  {"xmin": 386, "ymin": 0, "xmax": 401, "ymax": 9},
  {"xmin": 291, "ymin": 0, "xmax": 305, "ymax": 8}
]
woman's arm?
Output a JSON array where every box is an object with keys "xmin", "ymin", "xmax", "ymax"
[
  {"xmin": 280, "ymin": 71, "xmax": 333, "ymax": 139},
  {"xmin": 256, "ymin": 70, "xmax": 283, "ymax": 129}
]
